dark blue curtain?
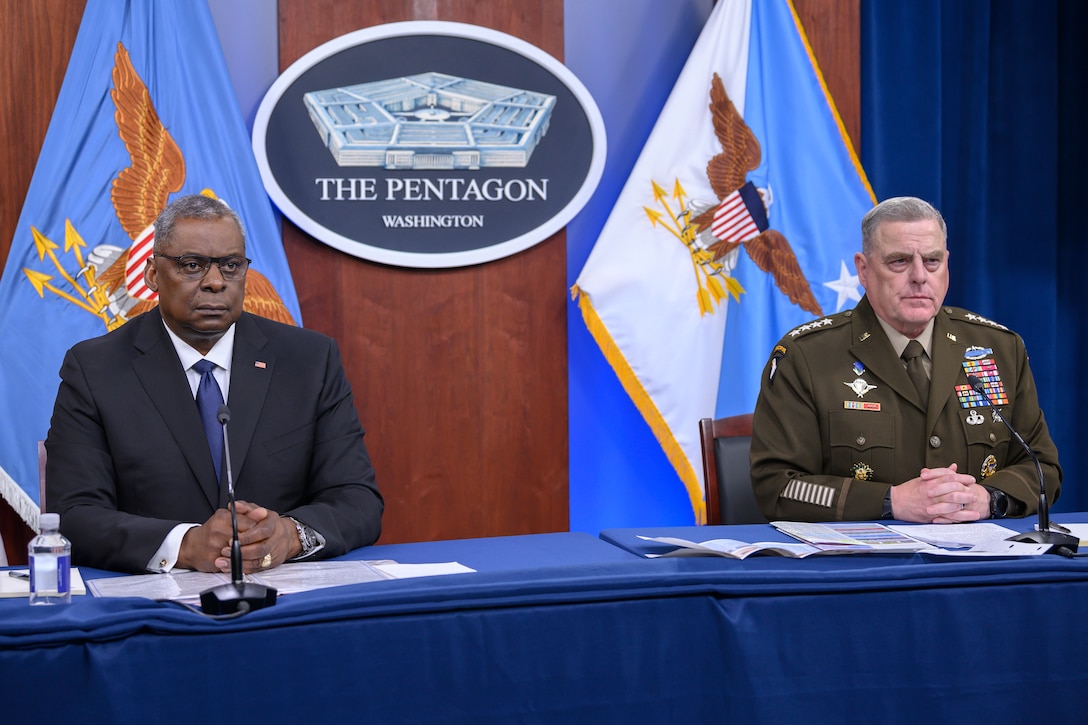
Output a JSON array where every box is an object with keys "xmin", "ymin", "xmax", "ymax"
[{"xmin": 861, "ymin": 0, "xmax": 1088, "ymax": 512}]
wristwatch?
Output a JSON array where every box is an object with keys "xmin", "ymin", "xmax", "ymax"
[
  {"xmin": 988, "ymin": 488, "xmax": 1010, "ymax": 519},
  {"xmin": 286, "ymin": 516, "xmax": 319, "ymax": 558}
]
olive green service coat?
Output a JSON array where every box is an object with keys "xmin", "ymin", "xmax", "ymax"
[{"xmin": 750, "ymin": 296, "xmax": 1060, "ymax": 521}]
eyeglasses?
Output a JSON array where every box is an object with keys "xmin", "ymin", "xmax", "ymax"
[{"xmin": 155, "ymin": 254, "xmax": 251, "ymax": 281}]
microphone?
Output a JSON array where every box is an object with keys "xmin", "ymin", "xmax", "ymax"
[
  {"xmin": 966, "ymin": 375, "xmax": 1077, "ymax": 555},
  {"xmin": 200, "ymin": 404, "xmax": 278, "ymax": 614}
]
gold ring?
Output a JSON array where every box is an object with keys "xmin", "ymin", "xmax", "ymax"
[{"xmin": 260, "ymin": 553, "xmax": 272, "ymax": 569}]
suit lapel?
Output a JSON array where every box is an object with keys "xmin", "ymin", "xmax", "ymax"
[
  {"xmin": 848, "ymin": 298, "xmax": 923, "ymax": 410},
  {"xmin": 929, "ymin": 310, "xmax": 967, "ymax": 427},
  {"xmin": 130, "ymin": 311, "xmax": 219, "ymax": 509},
  {"xmin": 225, "ymin": 313, "xmax": 273, "ymax": 503}
]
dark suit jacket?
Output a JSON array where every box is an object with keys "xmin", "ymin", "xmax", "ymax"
[
  {"xmin": 750, "ymin": 296, "xmax": 1060, "ymax": 521},
  {"xmin": 46, "ymin": 310, "xmax": 383, "ymax": 572}
]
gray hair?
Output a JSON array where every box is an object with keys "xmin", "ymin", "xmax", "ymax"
[
  {"xmin": 860, "ymin": 196, "xmax": 946, "ymax": 255},
  {"xmin": 153, "ymin": 194, "xmax": 246, "ymax": 252}
]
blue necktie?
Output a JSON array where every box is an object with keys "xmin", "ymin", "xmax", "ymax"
[{"xmin": 193, "ymin": 359, "xmax": 225, "ymax": 482}]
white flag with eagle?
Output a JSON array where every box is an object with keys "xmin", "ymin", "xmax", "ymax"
[{"xmin": 573, "ymin": 0, "xmax": 874, "ymax": 522}]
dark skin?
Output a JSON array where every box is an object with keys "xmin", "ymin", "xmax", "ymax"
[{"xmin": 143, "ymin": 216, "xmax": 301, "ymax": 574}]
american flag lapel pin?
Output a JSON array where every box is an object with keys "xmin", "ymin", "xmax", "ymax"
[{"xmin": 254, "ymin": 361, "xmax": 267, "ymax": 369}]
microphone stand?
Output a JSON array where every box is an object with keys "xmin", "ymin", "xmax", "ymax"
[
  {"xmin": 200, "ymin": 405, "xmax": 278, "ymax": 615},
  {"xmin": 967, "ymin": 376, "xmax": 1077, "ymax": 555}
]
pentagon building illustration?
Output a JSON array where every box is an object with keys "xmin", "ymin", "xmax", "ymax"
[{"xmin": 303, "ymin": 72, "xmax": 556, "ymax": 169}]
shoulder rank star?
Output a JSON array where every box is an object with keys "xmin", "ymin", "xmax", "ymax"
[{"xmin": 844, "ymin": 378, "xmax": 877, "ymax": 398}]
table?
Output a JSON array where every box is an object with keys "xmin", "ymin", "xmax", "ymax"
[
  {"xmin": 2, "ymin": 522, "xmax": 1087, "ymax": 723},
  {"xmin": 600, "ymin": 513, "xmax": 1088, "ymax": 721},
  {"xmin": 0, "ymin": 531, "xmax": 725, "ymax": 723}
]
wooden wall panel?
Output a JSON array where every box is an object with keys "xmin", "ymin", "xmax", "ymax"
[
  {"xmin": 795, "ymin": 0, "xmax": 861, "ymax": 149},
  {"xmin": 277, "ymin": 0, "xmax": 569, "ymax": 544},
  {"xmin": 0, "ymin": 0, "xmax": 860, "ymax": 560},
  {"xmin": 0, "ymin": 0, "xmax": 86, "ymax": 563}
]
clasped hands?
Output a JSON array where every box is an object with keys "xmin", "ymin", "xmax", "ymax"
[
  {"xmin": 890, "ymin": 463, "xmax": 988, "ymax": 523},
  {"xmin": 178, "ymin": 500, "xmax": 303, "ymax": 574}
]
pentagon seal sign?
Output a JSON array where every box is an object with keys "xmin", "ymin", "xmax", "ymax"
[{"xmin": 253, "ymin": 21, "xmax": 606, "ymax": 268}]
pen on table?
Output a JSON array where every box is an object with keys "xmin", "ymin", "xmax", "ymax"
[{"xmin": 8, "ymin": 570, "xmax": 29, "ymax": 580}]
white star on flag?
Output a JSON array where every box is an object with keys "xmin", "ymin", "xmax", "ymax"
[{"xmin": 824, "ymin": 259, "xmax": 861, "ymax": 312}]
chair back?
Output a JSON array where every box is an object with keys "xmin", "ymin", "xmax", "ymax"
[{"xmin": 698, "ymin": 415, "xmax": 767, "ymax": 525}]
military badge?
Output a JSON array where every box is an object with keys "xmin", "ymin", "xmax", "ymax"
[
  {"xmin": 844, "ymin": 378, "xmax": 877, "ymax": 398},
  {"xmin": 851, "ymin": 463, "xmax": 874, "ymax": 481},
  {"xmin": 965, "ymin": 410, "xmax": 984, "ymax": 425},
  {"xmin": 958, "ymin": 358, "xmax": 1008, "ymax": 407},
  {"xmin": 980, "ymin": 454, "xmax": 998, "ymax": 479},
  {"xmin": 769, "ymin": 344, "xmax": 787, "ymax": 384},
  {"xmin": 964, "ymin": 346, "xmax": 992, "ymax": 361}
]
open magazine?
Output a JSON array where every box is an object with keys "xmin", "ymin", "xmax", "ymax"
[
  {"xmin": 639, "ymin": 521, "xmax": 932, "ymax": 559},
  {"xmin": 639, "ymin": 520, "xmax": 1058, "ymax": 560},
  {"xmin": 639, "ymin": 535, "xmax": 856, "ymax": 559}
]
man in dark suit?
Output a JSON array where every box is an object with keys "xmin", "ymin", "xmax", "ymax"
[
  {"xmin": 750, "ymin": 196, "xmax": 1059, "ymax": 523},
  {"xmin": 46, "ymin": 194, "xmax": 383, "ymax": 573}
]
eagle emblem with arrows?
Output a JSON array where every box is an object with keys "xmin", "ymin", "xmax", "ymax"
[
  {"xmin": 645, "ymin": 72, "xmax": 822, "ymax": 317},
  {"xmin": 23, "ymin": 43, "xmax": 295, "ymax": 330}
]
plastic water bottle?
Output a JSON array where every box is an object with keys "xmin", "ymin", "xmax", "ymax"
[{"xmin": 28, "ymin": 512, "xmax": 72, "ymax": 605}]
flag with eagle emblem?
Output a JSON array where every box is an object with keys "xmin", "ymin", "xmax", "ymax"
[
  {"xmin": 573, "ymin": 0, "xmax": 874, "ymax": 523},
  {"xmin": 0, "ymin": 0, "xmax": 301, "ymax": 529}
]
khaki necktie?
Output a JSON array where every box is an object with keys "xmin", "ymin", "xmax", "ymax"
[{"xmin": 901, "ymin": 340, "xmax": 930, "ymax": 405}]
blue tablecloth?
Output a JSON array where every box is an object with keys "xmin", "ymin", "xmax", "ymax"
[{"xmin": 2, "ymin": 526, "xmax": 1086, "ymax": 723}]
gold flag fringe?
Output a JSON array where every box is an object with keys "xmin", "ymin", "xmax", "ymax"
[{"xmin": 572, "ymin": 285, "xmax": 706, "ymax": 524}]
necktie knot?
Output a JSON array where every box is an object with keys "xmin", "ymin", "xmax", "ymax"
[
  {"xmin": 901, "ymin": 340, "xmax": 925, "ymax": 362},
  {"xmin": 193, "ymin": 358, "xmax": 216, "ymax": 376}
]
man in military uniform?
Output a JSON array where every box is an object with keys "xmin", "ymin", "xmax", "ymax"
[{"xmin": 750, "ymin": 196, "xmax": 1059, "ymax": 522}]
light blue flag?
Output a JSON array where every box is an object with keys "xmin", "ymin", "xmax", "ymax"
[
  {"xmin": 714, "ymin": 0, "xmax": 875, "ymax": 419},
  {"xmin": 574, "ymin": 0, "xmax": 873, "ymax": 522},
  {"xmin": 0, "ymin": 0, "xmax": 301, "ymax": 528}
]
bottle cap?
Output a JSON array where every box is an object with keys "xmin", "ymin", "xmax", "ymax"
[{"xmin": 39, "ymin": 512, "xmax": 60, "ymax": 529}]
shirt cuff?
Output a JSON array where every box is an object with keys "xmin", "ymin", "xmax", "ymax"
[{"xmin": 147, "ymin": 523, "xmax": 200, "ymax": 572}]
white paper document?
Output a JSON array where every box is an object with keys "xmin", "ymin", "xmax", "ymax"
[
  {"xmin": 771, "ymin": 521, "xmax": 930, "ymax": 552},
  {"xmin": 1, "ymin": 568, "xmax": 87, "ymax": 598},
  {"xmin": 1055, "ymin": 523, "xmax": 1088, "ymax": 547},
  {"xmin": 369, "ymin": 561, "xmax": 475, "ymax": 578},
  {"xmin": 87, "ymin": 559, "xmax": 475, "ymax": 601},
  {"xmin": 887, "ymin": 523, "xmax": 1019, "ymax": 549},
  {"xmin": 920, "ymin": 541, "xmax": 1053, "ymax": 558}
]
